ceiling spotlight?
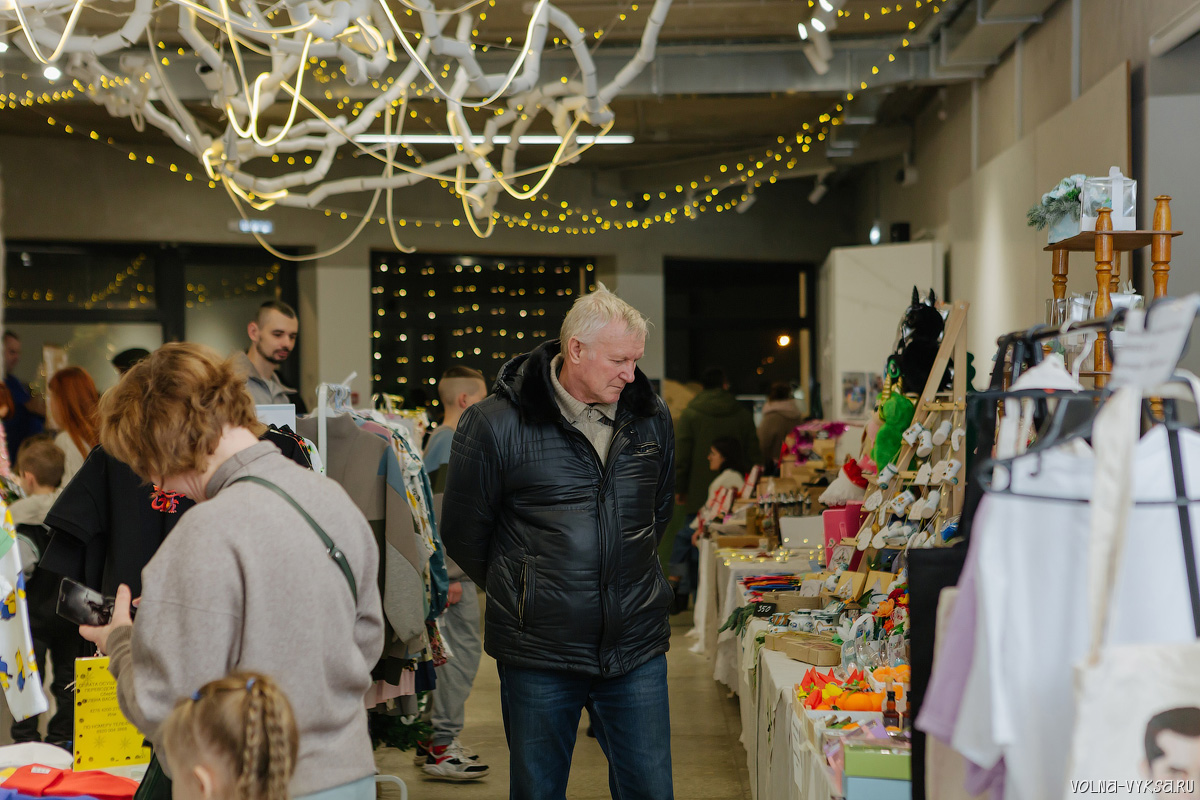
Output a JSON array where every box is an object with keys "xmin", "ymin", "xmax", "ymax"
[
  {"xmin": 43, "ymin": 65, "xmax": 61, "ymax": 81},
  {"xmin": 797, "ymin": 22, "xmax": 808, "ymax": 40},
  {"xmin": 869, "ymin": 221, "xmax": 882, "ymax": 245},
  {"xmin": 819, "ymin": 0, "xmax": 834, "ymax": 11},
  {"xmin": 0, "ymin": 41, "xmax": 9, "ymax": 54},
  {"xmin": 811, "ymin": 17, "xmax": 827, "ymax": 32},
  {"xmin": 777, "ymin": 334, "xmax": 792, "ymax": 347}
]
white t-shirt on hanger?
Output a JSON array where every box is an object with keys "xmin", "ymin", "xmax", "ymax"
[{"xmin": 958, "ymin": 427, "xmax": 1200, "ymax": 800}]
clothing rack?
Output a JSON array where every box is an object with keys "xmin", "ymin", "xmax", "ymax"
[
  {"xmin": 375, "ymin": 393, "xmax": 404, "ymax": 415},
  {"xmin": 995, "ymin": 309, "xmax": 1129, "ymax": 388},
  {"xmin": 316, "ymin": 373, "xmax": 357, "ymax": 465}
]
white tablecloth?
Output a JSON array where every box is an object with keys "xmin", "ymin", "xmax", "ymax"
[
  {"xmin": 720, "ymin": 588, "xmax": 840, "ymax": 800},
  {"xmin": 748, "ymin": 640, "xmax": 843, "ymax": 800},
  {"xmin": 712, "ymin": 556, "xmax": 808, "ymax": 689},
  {"xmin": 687, "ymin": 537, "xmax": 716, "ymax": 655}
]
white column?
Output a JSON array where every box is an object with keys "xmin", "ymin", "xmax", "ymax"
[
  {"xmin": 299, "ymin": 260, "xmax": 372, "ymax": 406},
  {"xmin": 613, "ymin": 250, "xmax": 665, "ymax": 383}
]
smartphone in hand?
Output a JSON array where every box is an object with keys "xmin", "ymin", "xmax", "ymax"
[{"xmin": 56, "ymin": 578, "xmax": 116, "ymax": 627}]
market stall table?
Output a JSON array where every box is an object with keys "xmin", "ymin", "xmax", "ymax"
[
  {"xmin": 710, "ymin": 551, "xmax": 813, "ymax": 689},
  {"xmin": 730, "ymin": 615, "xmax": 841, "ymax": 800}
]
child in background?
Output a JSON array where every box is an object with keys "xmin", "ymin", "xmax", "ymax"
[
  {"xmin": 162, "ymin": 672, "xmax": 299, "ymax": 800},
  {"xmin": 10, "ymin": 434, "xmax": 84, "ymax": 749},
  {"xmin": 10, "ymin": 434, "xmax": 63, "ymax": 526}
]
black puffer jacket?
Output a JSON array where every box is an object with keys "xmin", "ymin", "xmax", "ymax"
[{"xmin": 441, "ymin": 340, "xmax": 675, "ymax": 677}]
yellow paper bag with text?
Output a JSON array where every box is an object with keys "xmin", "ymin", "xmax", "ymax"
[{"xmin": 74, "ymin": 656, "xmax": 151, "ymax": 771}]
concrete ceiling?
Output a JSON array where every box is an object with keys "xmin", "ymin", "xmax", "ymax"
[
  {"xmin": 0, "ymin": 0, "xmax": 994, "ymax": 188},
  {"xmin": 475, "ymin": 0, "xmax": 939, "ymax": 43}
]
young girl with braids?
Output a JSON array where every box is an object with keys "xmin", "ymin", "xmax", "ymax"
[{"xmin": 161, "ymin": 672, "xmax": 299, "ymax": 800}]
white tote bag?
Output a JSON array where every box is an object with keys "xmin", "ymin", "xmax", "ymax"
[{"xmin": 1064, "ymin": 383, "xmax": 1200, "ymax": 796}]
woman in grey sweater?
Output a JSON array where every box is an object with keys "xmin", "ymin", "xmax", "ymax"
[{"xmin": 80, "ymin": 343, "xmax": 384, "ymax": 800}]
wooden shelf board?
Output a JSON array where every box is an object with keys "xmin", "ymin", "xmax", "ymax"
[{"xmin": 1044, "ymin": 230, "xmax": 1182, "ymax": 252}]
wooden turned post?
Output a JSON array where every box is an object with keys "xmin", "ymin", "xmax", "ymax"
[
  {"xmin": 1112, "ymin": 251, "xmax": 1122, "ymax": 293},
  {"xmin": 1094, "ymin": 208, "xmax": 1115, "ymax": 386},
  {"xmin": 1052, "ymin": 249, "xmax": 1069, "ymax": 302},
  {"xmin": 1152, "ymin": 195, "xmax": 1173, "ymax": 299}
]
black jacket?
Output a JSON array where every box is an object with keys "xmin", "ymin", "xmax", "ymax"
[{"xmin": 441, "ymin": 340, "xmax": 676, "ymax": 677}]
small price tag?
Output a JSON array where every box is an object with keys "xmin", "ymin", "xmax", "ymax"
[{"xmin": 752, "ymin": 601, "xmax": 778, "ymax": 618}]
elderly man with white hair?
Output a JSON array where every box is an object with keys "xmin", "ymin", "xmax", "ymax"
[{"xmin": 442, "ymin": 284, "xmax": 676, "ymax": 800}]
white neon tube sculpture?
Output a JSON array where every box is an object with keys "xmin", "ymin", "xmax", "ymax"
[{"xmin": 0, "ymin": 0, "xmax": 674, "ymax": 250}]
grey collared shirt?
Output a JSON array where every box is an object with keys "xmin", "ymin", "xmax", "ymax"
[
  {"xmin": 550, "ymin": 354, "xmax": 617, "ymax": 463},
  {"xmin": 231, "ymin": 349, "xmax": 294, "ymax": 406}
]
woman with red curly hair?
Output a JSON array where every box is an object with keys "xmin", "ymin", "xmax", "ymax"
[
  {"xmin": 79, "ymin": 343, "xmax": 383, "ymax": 800},
  {"xmin": 48, "ymin": 367, "xmax": 99, "ymax": 486}
]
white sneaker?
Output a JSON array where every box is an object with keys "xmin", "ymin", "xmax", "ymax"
[
  {"xmin": 422, "ymin": 741, "xmax": 490, "ymax": 781},
  {"xmin": 414, "ymin": 738, "xmax": 480, "ymax": 766},
  {"xmin": 447, "ymin": 739, "xmax": 481, "ymax": 761}
]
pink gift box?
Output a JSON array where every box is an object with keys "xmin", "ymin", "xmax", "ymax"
[{"xmin": 822, "ymin": 503, "xmax": 865, "ymax": 566}]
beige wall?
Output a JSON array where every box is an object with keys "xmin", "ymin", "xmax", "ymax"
[
  {"xmin": 952, "ymin": 64, "xmax": 1130, "ymax": 358},
  {"xmin": 864, "ymin": 0, "xmax": 1199, "ymax": 243},
  {"xmin": 859, "ymin": 0, "xmax": 1200, "ymax": 360},
  {"xmin": 0, "ymin": 133, "xmax": 858, "ymax": 399}
]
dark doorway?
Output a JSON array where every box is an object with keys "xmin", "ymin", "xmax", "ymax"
[{"xmin": 664, "ymin": 259, "xmax": 814, "ymax": 400}]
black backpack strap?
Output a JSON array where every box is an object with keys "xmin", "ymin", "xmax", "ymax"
[{"xmin": 231, "ymin": 476, "xmax": 358, "ymax": 602}]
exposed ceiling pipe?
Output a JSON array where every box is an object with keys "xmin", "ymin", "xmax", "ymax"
[
  {"xmin": 911, "ymin": 0, "xmax": 971, "ymax": 46},
  {"xmin": 936, "ymin": 0, "xmax": 1055, "ymax": 70},
  {"xmin": 1150, "ymin": 0, "xmax": 1200, "ymax": 57}
]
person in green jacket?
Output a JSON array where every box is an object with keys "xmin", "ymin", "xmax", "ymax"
[
  {"xmin": 675, "ymin": 368, "xmax": 762, "ymax": 516},
  {"xmin": 667, "ymin": 368, "xmax": 761, "ymax": 611}
]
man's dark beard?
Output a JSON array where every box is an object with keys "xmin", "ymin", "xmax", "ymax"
[{"xmin": 256, "ymin": 342, "xmax": 290, "ymax": 366}]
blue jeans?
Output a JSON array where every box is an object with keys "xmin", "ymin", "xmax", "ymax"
[{"xmin": 497, "ymin": 654, "xmax": 673, "ymax": 800}]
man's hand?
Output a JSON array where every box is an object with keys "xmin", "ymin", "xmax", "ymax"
[
  {"xmin": 675, "ymin": 493, "xmax": 686, "ymax": 506},
  {"xmin": 447, "ymin": 581, "xmax": 463, "ymax": 605},
  {"xmin": 691, "ymin": 528, "xmax": 703, "ymax": 547},
  {"xmin": 79, "ymin": 584, "xmax": 135, "ymax": 656}
]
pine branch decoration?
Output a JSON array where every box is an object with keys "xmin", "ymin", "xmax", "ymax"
[{"xmin": 1027, "ymin": 174, "xmax": 1087, "ymax": 230}]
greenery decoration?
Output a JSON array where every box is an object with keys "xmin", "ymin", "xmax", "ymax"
[
  {"xmin": 369, "ymin": 700, "xmax": 433, "ymax": 752},
  {"xmin": 1027, "ymin": 174, "xmax": 1087, "ymax": 230}
]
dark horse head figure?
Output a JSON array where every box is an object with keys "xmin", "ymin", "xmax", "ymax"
[{"xmin": 894, "ymin": 287, "xmax": 947, "ymax": 394}]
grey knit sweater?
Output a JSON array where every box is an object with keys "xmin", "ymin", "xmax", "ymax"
[{"xmin": 107, "ymin": 442, "xmax": 384, "ymax": 796}]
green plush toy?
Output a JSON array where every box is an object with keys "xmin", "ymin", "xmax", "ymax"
[{"xmin": 871, "ymin": 390, "xmax": 915, "ymax": 469}]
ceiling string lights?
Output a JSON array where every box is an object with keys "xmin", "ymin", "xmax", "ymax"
[
  {"xmin": 0, "ymin": 0, "xmax": 674, "ymax": 252},
  {"xmin": 9, "ymin": 0, "xmax": 944, "ymax": 243}
]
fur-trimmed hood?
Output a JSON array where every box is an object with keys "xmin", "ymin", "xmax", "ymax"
[{"xmin": 494, "ymin": 340, "xmax": 660, "ymax": 425}]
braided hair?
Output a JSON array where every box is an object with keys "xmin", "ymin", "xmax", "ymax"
[{"xmin": 162, "ymin": 671, "xmax": 299, "ymax": 800}]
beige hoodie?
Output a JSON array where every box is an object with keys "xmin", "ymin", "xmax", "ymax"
[{"xmin": 107, "ymin": 443, "xmax": 384, "ymax": 796}]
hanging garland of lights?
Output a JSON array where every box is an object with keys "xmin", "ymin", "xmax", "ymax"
[{"xmin": 14, "ymin": 0, "xmax": 942, "ymax": 241}]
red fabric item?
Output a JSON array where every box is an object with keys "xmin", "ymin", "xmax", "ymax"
[
  {"xmin": 842, "ymin": 458, "xmax": 869, "ymax": 489},
  {"xmin": 3, "ymin": 765, "xmax": 64, "ymax": 796},
  {"xmin": 47, "ymin": 771, "xmax": 140, "ymax": 800},
  {"xmin": 2, "ymin": 766, "xmax": 139, "ymax": 800}
]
